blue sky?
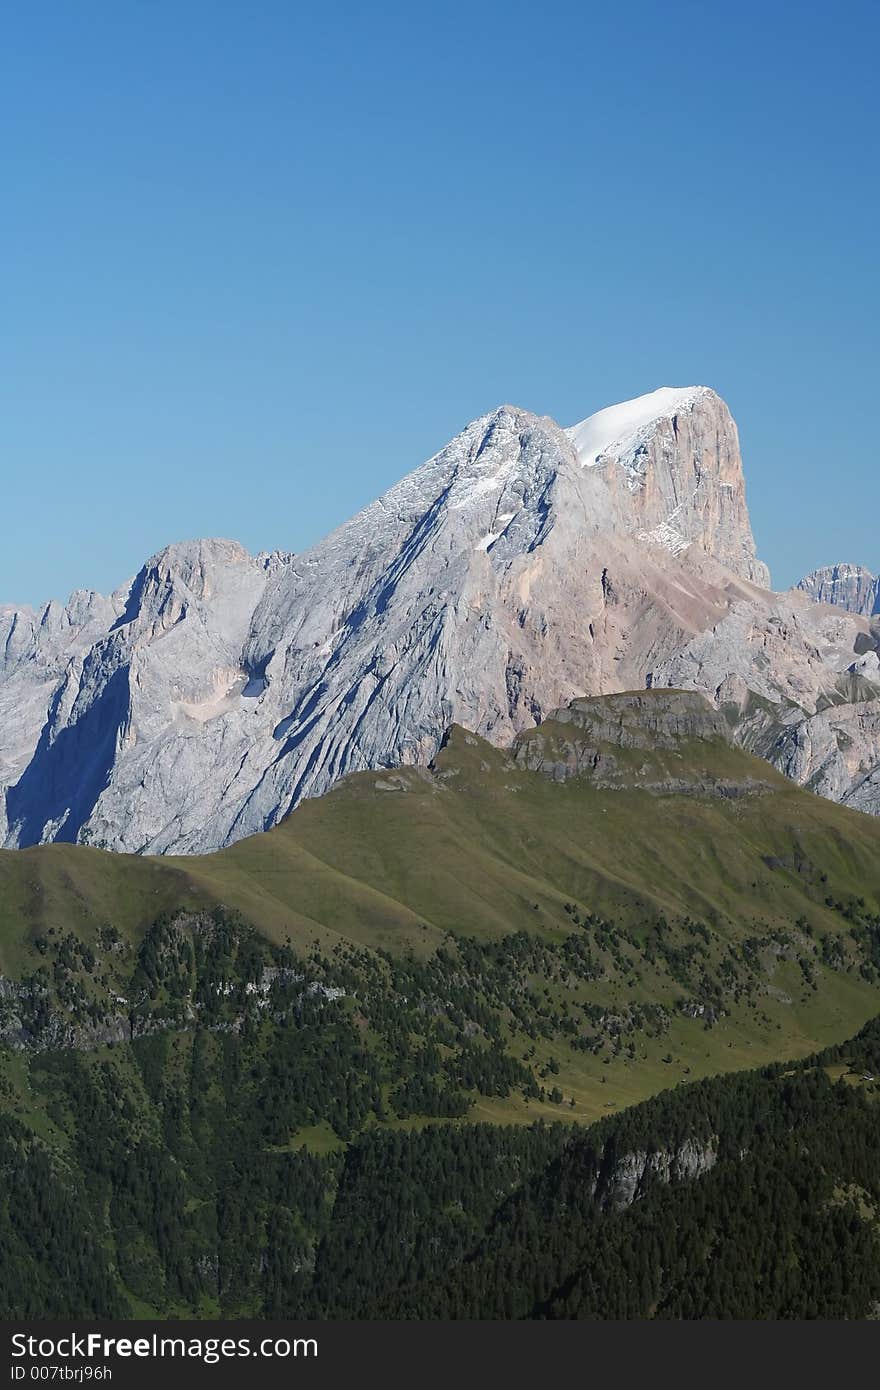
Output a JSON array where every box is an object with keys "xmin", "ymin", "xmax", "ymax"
[{"xmin": 3, "ymin": 0, "xmax": 878, "ymax": 606}]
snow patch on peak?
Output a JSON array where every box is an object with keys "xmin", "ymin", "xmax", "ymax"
[{"xmin": 567, "ymin": 386, "xmax": 709, "ymax": 469}]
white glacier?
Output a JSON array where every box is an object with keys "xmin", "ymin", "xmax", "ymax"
[{"xmin": 567, "ymin": 386, "xmax": 708, "ymax": 469}]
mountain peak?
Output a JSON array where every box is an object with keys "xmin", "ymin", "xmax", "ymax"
[
  {"xmin": 563, "ymin": 385, "xmax": 767, "ymax": 586},
  {"xmin": 1, "ymin": 383, "xmax": 849, "ymax": 857},
  {"xmin": 797, "ymin": 563, "xmax": 879, "ymax": 617},
  {"xmin": 567, "ymin": 385, "xmax": 712, "ymax": 468},
  {"xmin": 145, "ymin": 537, "xmax": 253, "ymax": 576}
]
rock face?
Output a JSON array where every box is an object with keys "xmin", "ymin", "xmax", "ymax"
[
  {"xmin": 511, "ymin": 690, "xmax": 778, "ymax": 798},
  {"xmin": 797, "ymin": 563, "xmax": 879, "ymax": 616},
  {"xmin": 568, "ymin": 387, "xmax": 769, "ymax": 586},
  {"xmin": 738, "ymin": 688, "xmax": 880, "ymax": 818},
  {"xmin": 565, "ymin": 1126, "xmax": 719, "ymax": 1210},
  {"xmin": 0, "ymin": 385, "xmax": 878, "ymax": 853},
  {"xmin": 0, "ymin": 541, "xmax": 291, "ymax": 850},
  {"xmin": 0, "ymin": 588, "xmax": 127, "ymax": 847},
  {"xmin": 647, "ymin": 594, "xmax": 876, "ymax": 709},
  {"xmin": 598, "ymin": 1137, "xmax": 718, "ymax": 1210}
]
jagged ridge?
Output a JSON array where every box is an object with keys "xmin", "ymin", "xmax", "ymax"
[{"xmin": 0, "ymin": 386, "xmax": 877, "ymax": 853}]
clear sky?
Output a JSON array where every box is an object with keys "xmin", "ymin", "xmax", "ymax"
[{"xmin": 2, "ymin": 0, "xmax": 878, "ymax": 607}]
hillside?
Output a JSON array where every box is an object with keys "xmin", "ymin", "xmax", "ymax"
[
  {"xmin": 2, "ymin": 691, "xmax": 880, "ymax": 1126},
  {"xmin": 3, "ymin": 1007, "xmax": 880, "ymax": 1318},
  {"xmin": 4, "ymin": 690, "xmax": 880, "ymax": 1315}
]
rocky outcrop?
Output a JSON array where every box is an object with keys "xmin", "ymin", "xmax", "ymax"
[
  {"xmin": 798, "ymin": 563, "xmax": 879, "ymax": 616},
  {"xmin": 567, "ymin": 1128, "xmax": 719, "ymax": 1211},
  {"xmin": 738, "ymin": 689, "xmax": 880, "ymax": 817},
  {"xmin": 523, "ymin": 690, "xmax": 736, "ymax": 751},
  {"xmin": 598, "ymin": 1136, "xmax": 719, "ymax": 1210},
  {"xmin": 511, "ymin": 690, "xmax": 778, "ymax": 797},
  {"xmin": 0, "ymin": 385, "xmax": 877, "ymax": 852}
]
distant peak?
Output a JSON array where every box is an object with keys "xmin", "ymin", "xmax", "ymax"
[
  {"xmin": 797, "ymin": 562, "xmax": 879, "ymax": 617},
  {"xmin": 800, "ymin": 562, "xmax": 876, "ymax": 583},
  {"xmin": 146, "ymin": 538, "xmax": 252, "ymax": 571}
]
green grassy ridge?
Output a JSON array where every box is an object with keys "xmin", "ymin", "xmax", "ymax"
[
  {"xmin": 181, "ymin": 724, "xmax": 880, "ymax": 955},
  {"xmin": 3, "ymin": 714, "xmax": 880, "ymax": 974},
  {"xmin": 0, "ymin": 842, "xmax": 206, "ymax": 977},
  {"xmin": 3, "ymin": 708, "xmax": 880, "ymax": 1128}
]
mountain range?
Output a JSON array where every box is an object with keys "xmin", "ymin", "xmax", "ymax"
[{"xmin": 2, "ymin": 384, "xmax": 878, "ymax": 854}]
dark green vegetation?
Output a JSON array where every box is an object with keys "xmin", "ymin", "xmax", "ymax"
[
  {"xmin": 2, "ymin": 694, "xmax": 880, "ymax": 1316},
  {"xmin": 370, "ymin": 1022, "xmax": 880, "ymax": 1320},
  {"xmin": 2, "ymin": 1001, "xmax": 880, "ymax": 1318}
]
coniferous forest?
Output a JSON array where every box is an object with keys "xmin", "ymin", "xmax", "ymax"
[{"xmin": 2, "ymin": 907, "xmax": 880, "ymax": 1319}]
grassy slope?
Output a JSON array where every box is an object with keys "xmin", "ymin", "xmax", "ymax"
[
  {"xmin": 3, "ymin": 724, "xmax": 880, "ymax": 1121},
  {"xmin": 4, "ymin": 726, "xmax": 878, "ymax": 961},
  {"xmin": 182, "ymin": 727, "xmax": 880, "ymax": 953},
  {"xmin": 0, "ymin": 843, "xmax": 206, "ymax": 977}
]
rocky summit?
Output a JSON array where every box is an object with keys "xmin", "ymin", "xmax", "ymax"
[
  {"xmin": 1, "ymin": 385, "xmax": 879, "ymax": 853},
  {"xmin": 797, "ymin": 562, "xmax": 880, "ymax": 617}
]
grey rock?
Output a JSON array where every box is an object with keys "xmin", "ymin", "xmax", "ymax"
[
  {"xmin": 741, "ymin": 692, "xmax": 880, "ymax": 817},
  {"xmin": 797, "ymin": 563, "xmax": 879, "ymax": 616},
  {"xmin": 1, "ymin": 385, "xmax": 878, "ymax": 852},
  {"xmin": 511, "ymin": 690, "xmax": 777, "ymax": 797},
  {"xmin": 600, "ymin": 1136, "xmax": 718, "ymax": 1210}
]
